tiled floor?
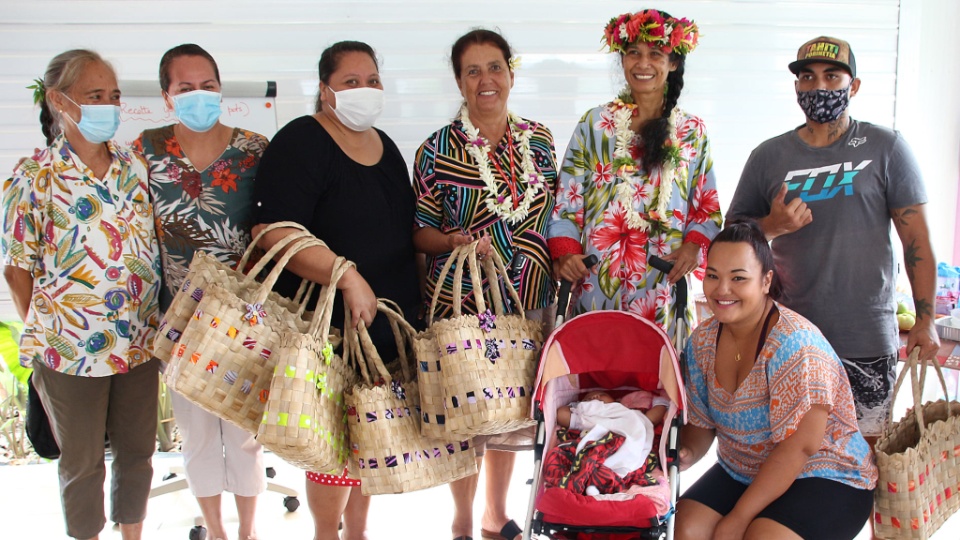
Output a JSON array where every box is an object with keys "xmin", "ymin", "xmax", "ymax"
[
  {"xmin": 3, "ymin": 367, "xmax": 959, "ymax": 539},
  {"xmin": 8, "ymin": 445, "xmax": 960, "ymax": 540}
]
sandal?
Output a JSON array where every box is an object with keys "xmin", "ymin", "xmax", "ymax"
[{"xmin": 480, "ymin": 519, "xmax": 522, "ymax": 540}]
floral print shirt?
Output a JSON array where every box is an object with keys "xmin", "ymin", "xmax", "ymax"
[
  {"xmin": 547, "ymin": 104, "xmax": 722, "ymax": 340},
  {"xmin": 1, "ymin": 134, "xmax": 160, "ymax": 377},
  {"xmin": 684, "ymin": 305, "xmax": 877, "ymax": 490},
  {"xmin": 132, "ymin": 125, "xmax": 267, "ymax": 313}
]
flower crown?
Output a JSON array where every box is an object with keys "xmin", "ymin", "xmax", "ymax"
[{"xmin": 602, "ymin": 9, "xmax": 700, "ymax": 56}]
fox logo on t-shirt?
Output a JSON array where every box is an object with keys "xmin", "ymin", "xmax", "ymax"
[{"xmin": 782, "ymin": 160, "xmax": 873, "ymax": 202}]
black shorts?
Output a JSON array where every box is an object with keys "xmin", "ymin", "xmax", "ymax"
[{"xmin": 680, "ymin": 463, "xmax": 874, "ymax": 540}]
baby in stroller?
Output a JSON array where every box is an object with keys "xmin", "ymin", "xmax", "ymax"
[{"xmin": 544, "ymin": 389, "xmax": 670, "ymax": 497}]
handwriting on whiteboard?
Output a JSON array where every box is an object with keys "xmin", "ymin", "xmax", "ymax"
[
  {"xmin": 226, "ymin": 102, "xmax": 251, "ymax": 117},
  {"xmin": 119, "ymin": 101, "xmax": 252, "ymax": 123}
]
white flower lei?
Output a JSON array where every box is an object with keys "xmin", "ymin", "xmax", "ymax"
[
  {"xmin": 611, "ymin": 101, "xmax": 686, "ymax": 231},
  {"xmin": 458, "ymin": 104, "xmax": 545, "ymax": 225}
]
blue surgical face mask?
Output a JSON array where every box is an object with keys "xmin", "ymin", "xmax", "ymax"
[
  {"xmin": 171, "ymin": 90, "xmax": 222, "ymax": 132},
  {"xmin": 61, "ymin": 94, "xmax": 120, "ymax": 143}
]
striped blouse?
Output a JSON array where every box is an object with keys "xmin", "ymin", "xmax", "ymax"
[{"xmin": 413, "ymin": 117, "xmax": 558, "ymax": 319}]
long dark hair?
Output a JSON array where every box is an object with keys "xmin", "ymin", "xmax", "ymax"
[
  {"xmin": 635, "ymin": 53, "xmax": 685, "ymax": 172},
  {"xmin": 158, "ymin": 44, "xmax": 221, "ymax": 93},
  {"xmin": 314, "ymin": 41, "xmax": 379, "ymax": 112},
  {"xmin": 708, "ymin": 220, "xmax": 783, "ymax": 300},
  {"xmin": 38, "ymin": 49, "xmax": 112, "ymax": 146}
]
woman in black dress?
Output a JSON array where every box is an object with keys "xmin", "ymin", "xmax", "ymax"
[{"xmin": 252, "ymin": 41, "xmax": 420, "ymax": 540}]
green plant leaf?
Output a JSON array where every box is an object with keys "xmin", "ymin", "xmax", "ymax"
[{"xmin": 0, "ymin": 321, "xmax": 30, "ymax": 387}]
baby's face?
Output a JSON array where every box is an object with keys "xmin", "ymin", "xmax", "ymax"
[{"xmin": 583, "ymin": 391, "xmax": 615, "ymax": 404}]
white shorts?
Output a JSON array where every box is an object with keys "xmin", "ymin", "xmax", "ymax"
[{"xmin": 170, "ymin": 390, "xmax": 266, "ymax": 497}]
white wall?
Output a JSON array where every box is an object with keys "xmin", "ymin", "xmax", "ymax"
[
  {"xmin": 895, "ymin": 0, "xmax": 960, "ymax": 265},
  {"xmin": 0, "ymin": 0, "xmax": 956, "ymax": 314}
]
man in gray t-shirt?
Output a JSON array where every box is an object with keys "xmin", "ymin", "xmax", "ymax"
[{"xmin": 727, "ymin": 36, "xmax": 939, "ymax": 440}]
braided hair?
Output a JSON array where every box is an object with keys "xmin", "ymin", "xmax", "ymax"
[
  {"xmin": 37, "ymin": 49, "xmax": 111, "ymax": 146},
  {"xmin": 636, "ymin": 53, "xmax": 685, "ymax": 173}
]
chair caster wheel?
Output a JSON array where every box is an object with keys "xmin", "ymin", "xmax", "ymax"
[
  {"xmin": 284, "ymin": 495, "xmax": 300, "ymax": 512},
  {"xmin": 189, "ymin": 525, "xmax": 207, "ymax": 540},
  {"xmin": 266, "ymin": 466, "xmax": 276, "ymax": 478}
]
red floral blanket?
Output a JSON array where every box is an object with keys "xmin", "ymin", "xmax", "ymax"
[{"xmin": 543, "ymin": 427, "xmax": 660, "ymax": 495}]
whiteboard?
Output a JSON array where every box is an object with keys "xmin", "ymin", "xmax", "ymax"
[{"xmin": 115, "ymin": 80, "xmax": 278, "ymax": 147}]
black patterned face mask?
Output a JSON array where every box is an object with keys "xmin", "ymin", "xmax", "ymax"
[{"xmin": 796, "ymin": 86, "xmax": 851, "ymax": 124}]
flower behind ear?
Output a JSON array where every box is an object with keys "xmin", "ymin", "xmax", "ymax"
[{"xmin": 27, "ymin": 78, "xmax": 46, "ymax": 105}]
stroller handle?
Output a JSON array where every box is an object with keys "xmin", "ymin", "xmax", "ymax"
[
  {"xmin": 556, "ymin": 254, "xmax": 598, "ymax": 322},
  {"xmin": 647, "ymin": 255, "xmax": 689, "ymax": 321}
]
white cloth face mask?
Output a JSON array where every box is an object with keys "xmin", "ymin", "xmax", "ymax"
[{"xmin": 329, "ymin": 87, "xmax": 385, "ymax": 131}]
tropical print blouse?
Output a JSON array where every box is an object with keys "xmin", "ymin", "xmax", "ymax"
[
  {"xmin": 684, "ymin": 305, "xmax": 878, "ymax": 490},
  {"xmin": 132, "ymin": 126, "xmax": 267, "ymax": 313},
  {"xmin": 1, "ymin": 134, "xmax": 160, "ymax": 377},
  {"xmin": 413, "ymin": 116, "xmax": 558, "ymax": 319},
  {"xmin": 547, "ymin": 104, "xmax": 722, "ymax": 340}
]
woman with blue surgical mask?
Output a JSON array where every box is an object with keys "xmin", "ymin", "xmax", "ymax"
[
  {"xmin": 131, "ymin": 44, "xmax": 269, "ymax": 540},
  {"xmin": 3, "ymin": 49, "xmax": 161, "ymax": 540}
]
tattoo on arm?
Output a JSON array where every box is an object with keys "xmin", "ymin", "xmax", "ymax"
[
  {"xmin": 893, "ymin": 207, "xmax": 919, "ymax": 228},
  {"xmin": 914, "ymin": 298, "xmax": 933, "ymax": 319},
  {"xmin": 903, "ymin": 239, "xmax": 921, "ymax": 280}
]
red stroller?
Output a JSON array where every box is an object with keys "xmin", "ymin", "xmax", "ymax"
[{"xmin": 523, "ymin": 257, "xmax": 687, "ymax": 540}]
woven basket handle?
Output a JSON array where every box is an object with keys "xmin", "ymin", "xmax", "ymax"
[
  {"xmin": 480, "ymin": 246, "xmax": 526, "ymax": 318},
  {"xmin": 240, "ymin": 221, "xmax": 311, "ymax": 273},
  {"xmin": 291, "ymin": 280, "xmax": 317, "ymax": 317},
  {"xmin": 374, "ymin": 300, "xmax": 418, "ymax": 383},
  {"xmin": 245, "ymin": 228, "xmax": 320, "ymax": 317},
  {"xmin": 347, "ymin": 301, "xmax": 418, "ymax": 386},
  {"xmin": 247, "ymin": 228, "xmax": 319, "ymax": 278},
  {"xmin": 307, "ymin": 256, "xmax": 356, "ymax": 340},
  {"xmin": 427, "ymin": 242, "xmax": 481, "ymax": 325},
  {"xmin": 342, "ymin": 303, "xmax": 372, "ymax": 385},
  {"xmin": 452, "ymin": 241, "xmax": 491, "ymax": 316},
  {"xmin": 251, "ymin": 235, "xmax": 328, "ymax": 306},
  {"xmin": 888, "ymin": 347, "xmax": 953, "ymax": 435}
]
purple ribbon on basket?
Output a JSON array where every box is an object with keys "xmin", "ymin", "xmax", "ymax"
[
  {"xmin": 478, "ymin": 309, "xmax": 497, "ymax": 333},
  {"xmin": 391, "ymin": 380, "xmax": 406, "ymax": 400},
  {"xmin": 484, "ymin": 339, "xmax": 501, "ymax": 364},
  {"xmin": 243, "ymin": 302, "xmax": 267, "ymax": 326}
]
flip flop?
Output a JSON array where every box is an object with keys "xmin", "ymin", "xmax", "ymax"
[{"xmin": 480, "ymin": 519, "xmax": 522, "ymax": 540}]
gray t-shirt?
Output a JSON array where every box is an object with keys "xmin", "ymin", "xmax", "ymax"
[{"xmin": 728, "ymin": 120, "xmax": 927, "ymax": 358}]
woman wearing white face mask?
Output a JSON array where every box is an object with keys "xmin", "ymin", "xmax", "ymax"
[
  {"xmin": 2, "ymin": 49, "xmax": 161, "ymax": 540},
  {"xmin": 252, "ymin": 41, "xmax": 422, "ymax": 540},
  {"xmin": 131, "ymin": 44, "xmax": 269, "ymax": 540}
]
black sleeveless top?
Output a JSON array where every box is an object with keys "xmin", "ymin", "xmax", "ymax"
[{"xmin": 254, "ymin": 116, "xmax": 422, "ymax": 359}]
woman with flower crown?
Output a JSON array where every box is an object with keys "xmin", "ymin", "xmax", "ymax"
[
  {"xmin": 548, "ymin": 9, "xmax": 722, "ymax": 340},
  {"xmin": 412, "ymin": 28, "xmax": 557, "ymax": 540}
]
